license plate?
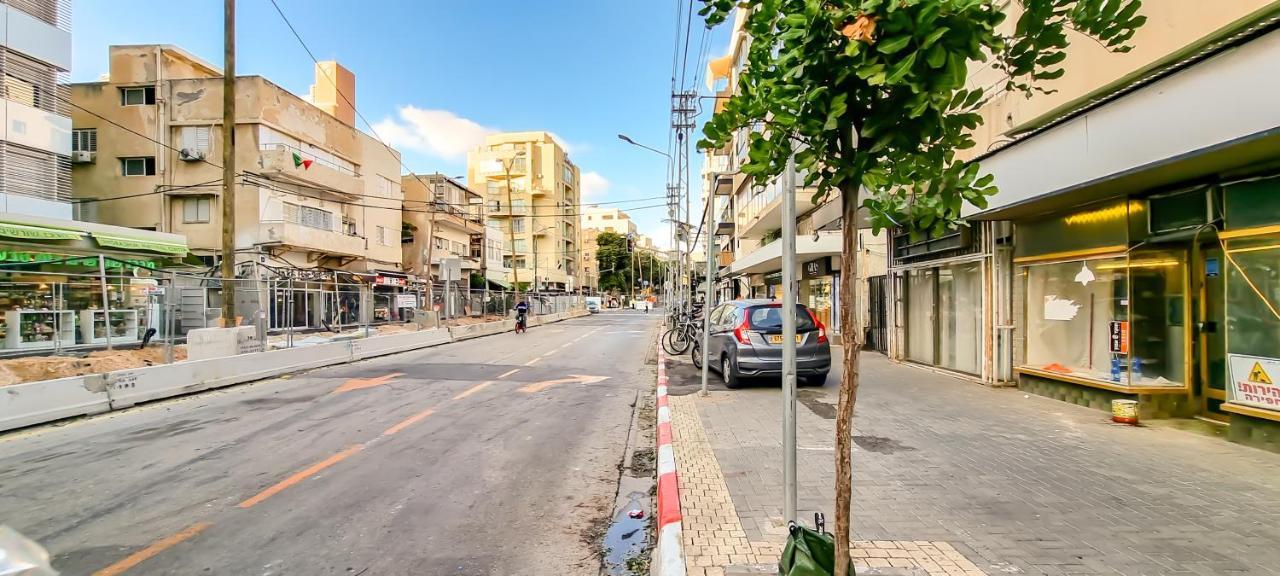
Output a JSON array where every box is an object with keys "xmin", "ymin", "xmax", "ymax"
[{"xmin": 768, "ymin": 334, "xmax": 803, "ymax": 344}]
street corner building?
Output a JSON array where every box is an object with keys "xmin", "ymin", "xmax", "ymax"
[
  {"xmin": 0, "ymin": 0, "xmax": 191, "ymax": 353},
  {"xmin": 882, "ymin": 1, "xmax": 1280, "ymax": 452}
]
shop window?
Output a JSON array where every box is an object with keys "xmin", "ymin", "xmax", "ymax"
[
  {"xmin": 1021, "ymin": 252, "xmax": 1187, "ymax": 388},
  {"xmin": 1023, "ymin": 257, "xmax": 1127, "ymax": 383},
  {"xmin": 1224, "ymin": 236, "xmax": 1280, "ymax": 389},
  {"xmin": 1224, "ymin": 178, "xmax": 1280, "ymax": 230},
  {"xmin": 904, "ymin": 263, "xmax": 982, "ymax": 374},
  {"xmin": 1014, "ymin": 200, "xmax": 1134, "ymax": 259},
  {"xmin": 905, "ymin": 269, "xmax": 935, "ymax": 365}
]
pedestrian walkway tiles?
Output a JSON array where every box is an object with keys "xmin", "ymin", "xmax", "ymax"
[{"xmin": 670, "ymin": 395, "xmax": 986, "ymax": 576}]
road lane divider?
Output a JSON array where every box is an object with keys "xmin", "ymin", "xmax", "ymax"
[
  {"xmin": 452, "ymin": 381, "xmax": 492, "ymax": 401},
  {"xmin": 92, "ymin": 521, "xmax": 211, "ymax": 576},
  {"xmin": 382, "ymin": 407, "xmax": 437, "ymax": 436},
  {"xmin": 237, "ymin": 444, "xmax": 365, "ymax": 509},
  {"xmin": 498, "ymin": 368, "xmax": 520, "ymax": 379}
]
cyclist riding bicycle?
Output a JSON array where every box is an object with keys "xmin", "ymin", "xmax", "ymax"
[{"xmin": 514, "ymin": 299, "xmax": 530, "ymax": 333}]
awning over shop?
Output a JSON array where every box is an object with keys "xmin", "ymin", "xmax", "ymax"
[
  {"xmin": 92, "ymin": 233, "xmax": 188, "ymax": 255},
  {"xmin": 488, "ymin": 277, "xmax": 512, "ymax": 289},
  {"xmin": 725, "ymin": 231, "xmax": 843, "ymax": 277},
  {"xmin": 0, "ymin": 222, "xmax": 84, "ymax": 241}
]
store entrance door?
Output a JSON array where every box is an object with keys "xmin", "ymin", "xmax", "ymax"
[{"xmin": 1197, "ymin": 244, "xmax": 1229, "ymax": 420}]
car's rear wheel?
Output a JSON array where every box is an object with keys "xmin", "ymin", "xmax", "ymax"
[{"xmin": 721, "ymin": 354, "xmax": 740, "ymax": 389}]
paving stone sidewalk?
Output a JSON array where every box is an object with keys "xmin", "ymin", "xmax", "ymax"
[{"xmin": 665, "ymin": 351, "xmax": 1280, "ymax": 576}]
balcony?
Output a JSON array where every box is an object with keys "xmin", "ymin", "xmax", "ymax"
[
  {"xmin": 735, "ymin": 181, "xmax": 817, "ymax": 238},
  {"xmin": 258, "ymin": 144, "xmax": 361, "ymax": 197},
  {"xmin": 257, "ymin": 221, "xmax": 364, "ymax": 260},
  {"xmin": 717, "ymin": 251, "xmax": 734, "ymax": 267}
]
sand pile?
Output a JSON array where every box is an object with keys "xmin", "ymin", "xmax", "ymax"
[{"xmin": 0, "ymin": 346, "xmax": 188, "ymax": 387}]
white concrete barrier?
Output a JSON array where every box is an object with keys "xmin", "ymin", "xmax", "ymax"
[
  {"xmin": 350, "ymin": 329, "xmax": 451, "ymax": 360},
  {"xmin": 106, "ymin": 341, "xmax": 354, "ymax": 409},
  {"xmin": 0, "ymin": 375, "xmax": 110, "ymax": 431}
]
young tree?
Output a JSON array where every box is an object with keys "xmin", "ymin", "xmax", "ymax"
[{"xmin": 696, "ymin": 1, "xmax": 1145, "ymax": 571}]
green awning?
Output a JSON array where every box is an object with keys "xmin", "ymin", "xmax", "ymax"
[
  {"xmin": 0, "ymin": 222, "xmax": 84, "ymax": 241},
  {"xmin": 92, "ymin": 233, "xmax": 188, "ymax": 255}
]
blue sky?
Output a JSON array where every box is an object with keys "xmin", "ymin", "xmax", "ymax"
[{"xmin": 72, "ymin": 0, "xmax": 727, "ymax": 248}]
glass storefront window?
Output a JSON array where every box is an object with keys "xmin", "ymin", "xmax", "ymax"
[
  {"xmin": 806, "ymin": 278, "xmax": 832, "ymax": 328},
  {"xmin": 938, "ymin": 263, "xmax": 982, "ymax": 374},
  {"xmin": 1021, "ymin": 252, "xmax": 1187, "ymax": 388},
  {"xmin": 1225, "ymin": 236, "xmax": 1280, "ymax": 359},
  {"xmin": 1022, "ymin": 257, "xmax": 1128, "ymax": 383},
  {"xmin": 905, "ymin": 269, "xmax": 935, "ymax": 365}
]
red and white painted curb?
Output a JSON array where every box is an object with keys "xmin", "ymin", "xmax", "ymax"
[{"xmin": 655, "ymin": 334, "xmax": 685, "ymax": 576}]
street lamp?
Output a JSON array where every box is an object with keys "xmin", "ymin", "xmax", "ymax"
[{"xmin": 619, "ymin": 133, "xmax": 681, "ymax": 309}]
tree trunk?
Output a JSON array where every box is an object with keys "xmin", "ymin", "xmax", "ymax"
[{"xmin": 833, "ymin": 181, "xmax": 862, "ymax": 576}]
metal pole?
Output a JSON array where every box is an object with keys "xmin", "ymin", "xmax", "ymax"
[
  {"xmin": 504, "ymin": 162, "xmax": 520, "ymax": 303},
  {"xmin": 700, "ymin": 184, "xmax": 716, "ymax": 398},
  {"xmin": 98, "ymin": 255, "xmax": 113, "ymax": 351},
  {"xmin": 166, "ymin": 272, "xmax": 176, "ymax": 364},
  {"xmin": 220, "ymin": 0, "xmax": 236, "ymax": 326},
  {"xmin": 780, "ymin": 153, "xmax": 798, "ymax": 523}
]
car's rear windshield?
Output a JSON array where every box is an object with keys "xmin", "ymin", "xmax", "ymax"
[{"xmin": 747, "ymin": 305, "xmax": 817, "ymax": 332}]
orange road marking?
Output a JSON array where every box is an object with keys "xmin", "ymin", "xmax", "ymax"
[
  {"xmin": 518, "ymin": 374, "xmax": 609, "ymax": 394},
  {"xmin": 331, "ymin": 372, "xmax": 404, "ymax": 394},
  {"xmin": 237, "ymin": 444, "xmax": 364, "ymax": 508},
  {"xmin": 524, "ymin": 356, "xmax": 543, "ymax": 366},
  {"xmin": 453, "ymin": 381, "xmax": 492, "ymax": 400},
  {"xmin": 93, "ymin": 521, "xmax": 211, "ymax": 576},
  {"xmin": 383, "ymin": 407, "xmax": 437, "ymax": 436},
  {"xmin": 497, "ymin": 368, "xmax": 520, "ymax": 379}
]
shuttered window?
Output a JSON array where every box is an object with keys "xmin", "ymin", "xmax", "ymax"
[
  {"xmin": 282, "ymin": 202, "xmax": 334, "ymax": 231},
  {"xmin": 0, "ymin": 48, "xmax": 67, "ymax": 115},
  {"xmin": 179, "ymin": 126, "xmax": 211, "ymax": 155},
  {"xmin": 72, "ymin": 129, "xmax": 97, "ymax": 153},
  {"xmin": 0, "ymin": 141, "xmax": 71, "ymax": 202}
]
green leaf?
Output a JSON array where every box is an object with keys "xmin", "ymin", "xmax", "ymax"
[
  {"xmin": 878, "ymin": 35, "xmax": 913, "ymax": 55},
  {"xmin": 926, "ymin": 43, "xmax": 947, "ymax": 68},
  {"xmin": 885, "ymin": 52, "xmax": 917, "ymax": 84},
  {"xmin": 824, "ymin": 93, "xmax": 848, "ymax": 131},
  {"xmin": 921, "ymin": 27, "xmax": 949, "ymax": 49}
]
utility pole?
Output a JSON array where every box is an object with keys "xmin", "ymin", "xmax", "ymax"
[
  {"xmin": 220, "ymin": 0, "xmax": 236, "ymax": 326},
  {"xmin": 780, "ymin": 152, "xmax": 799, "ymax": 523},
  {"xmin": 700, "ymin": 185, "xmax": 716, "ymax": 397},
  {"xmin": 501, "ymin": 151, "xmax": 524, "ymax": 303}
]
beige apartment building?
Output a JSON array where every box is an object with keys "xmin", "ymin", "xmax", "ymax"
[
  {"xmin": 467, "ymin": 131, "xmax": 584, "ymax": 292},
  {"xmin": 401, "ymin": 173, "xmax": 484, "ymax": 285},
  {"xmin": 70, "ymin": 45, "xmax": 406, "ymax": 328},
  {"xmin": 582, "ymin": 206, "xmax": 638, "ymax": 236}
]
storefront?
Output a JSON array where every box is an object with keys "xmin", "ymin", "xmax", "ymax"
[
  {"xmin": 798, "ymin": 256, "xmax": 839, "ymax": 335},
  {"xmin": 0, "ymin": 216, "xmax": 188, "ymax": 352},
  {"xmin": 372, "ymin": 270, "xmax": 409, "ymax": 322},
  {"xmin": 1009, "ymin": 182, "xmax": 1280, "ymax": 429},
  {"xmin": 890, "ymin": 224, "xmax": 993, "ymax": 379}
]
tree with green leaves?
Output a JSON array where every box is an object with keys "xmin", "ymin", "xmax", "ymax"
[{"xmin": 696, "ymin": 0, "xmax": 1144, "ymax": 571}]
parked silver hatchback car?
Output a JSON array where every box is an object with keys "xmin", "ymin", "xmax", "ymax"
[{"xmin": 692, "ymin": 299, "xmax": 831, "ymax": 388}]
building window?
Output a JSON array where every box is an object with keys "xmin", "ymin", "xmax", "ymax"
[
  {"xmin": 511, "ymin": 199, "xmax": 527, "ymax": 211},
  {"xmin": 183, "ymin": 196, "xmax": 212, "ymax": 223},
  {"xmin": 179, "ymin": 126, "xmax": 211, "ymax": 157},
  {"xmin": 377, "ymin": 176, "xmax": 396, "ymax": 198},
  {"xmin": 283, "ymin": 203, "xmax": 334, "ymax": 231},
  {"xmin": 72, "ymin": 129, "xmax": 97, "ymax": 152},
  {"xmin": 488, "ymin": 200, "xmax": 501, "ymax": 212},
  {"xmin": 120, "ymin": 86, "xmax": 156, "ymax": 106},
  {"xmin": 903, "ymin": 263, "xmax": 982, "ymax": 374},
  {"xmin": 512, "ymin": 217, "xmax": 526, "ymax": 233},
  {"xmin": 376, "ymin": 225, "xmax": 388, "ymax": 246},
  {"xmin": 120, "ymin": 157, "xmax": 156, "ymax": 176},
  {"xmin": 512, "ymin": 239, "xmax": 527, "ymax": 253}
]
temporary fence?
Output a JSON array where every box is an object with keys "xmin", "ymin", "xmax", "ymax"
[{"xmin": 0, "ymin": 266, "xmax": 584, "ymax": 375}]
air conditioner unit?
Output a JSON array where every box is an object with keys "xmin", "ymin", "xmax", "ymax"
[
  {"xmin": 70, "ymin": 151, "xmax": 95, "ymax": 163},
  {"xmin": 179, "ymin": 148, "xmax": 206, "ymax": 161}
]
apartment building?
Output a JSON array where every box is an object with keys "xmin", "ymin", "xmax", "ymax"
[
  {"xmin": 401, "ymin": 174, "xmax": 483, "ymax": 286},
  {"xmin": 467, "ymin": 131, "xmax": 583, "ymax": 292},
  {"xmin": 880, "ymin": 2, "xmax": 1280, "ymax": 450},
  {"xmin": 582, "ymin": 206, "xmax": 638, "ymax": 236},
  {"xmin": 703, "ymin": 10, "xmax": 887, "ymax": 338},
  {"xmin": 70, "ymin": 46, "xmax": 404, "ymax": 328},
  {"xmin": 0, "ymin": 1, "xmax": 189, "ymax": 352}
]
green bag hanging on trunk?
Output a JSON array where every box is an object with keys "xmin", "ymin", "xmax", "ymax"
[{"xmin": 779, "ymin": 513, "xmax": 851, "ymax": 576}]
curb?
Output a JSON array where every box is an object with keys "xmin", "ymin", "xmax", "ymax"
[{"xmin": 654, "ymin": 333, "xmax": 686, "ymax": 576}]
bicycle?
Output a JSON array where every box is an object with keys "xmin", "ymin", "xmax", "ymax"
[{"xmin": 661, "ymin": 317, "xmax": 702, "ymax": 355}]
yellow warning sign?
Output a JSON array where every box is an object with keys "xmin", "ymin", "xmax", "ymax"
[{"xmin": 1248, "ymin": 362, "xmax": 1274, "ymax": 385}]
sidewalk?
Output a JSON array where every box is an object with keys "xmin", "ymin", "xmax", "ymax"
[{"xmin": 665, "ymin": 349, "xmax": 1280, "ymax": 576}]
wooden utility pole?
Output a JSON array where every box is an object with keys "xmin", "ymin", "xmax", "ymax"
[{"xmin": 220, "ymin": 0, "xmax": 237, "ymax": 326}]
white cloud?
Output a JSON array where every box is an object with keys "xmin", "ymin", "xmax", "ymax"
[
  {"xmin": 641, "ymin": 223, "xmax": 672, "ymax": 250},
  {"xmin": 549, "ymin": 132, "xmax": 591, "ymax": 156},
  {"xmin": 581, "ymin": 171, "xmax": 611, "ymax": 200},
  {"xmin": 372, "ymin": 106, "xmax": 496, "ymax": 162}
]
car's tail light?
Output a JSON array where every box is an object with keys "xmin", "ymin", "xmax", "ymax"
[
  {"xmin": 733, "ymin": 316, "xmax": 751, "ymax": 345},
  {"xmin": 808, "ymin": 309, "xmax": 828, "ymax": 344}
]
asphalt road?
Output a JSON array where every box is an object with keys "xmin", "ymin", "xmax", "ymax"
[{"xmin": 0, "ymin": 311, "xmax": 658, "ymax": 576}]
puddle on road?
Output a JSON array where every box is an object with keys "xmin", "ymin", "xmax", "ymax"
[
  {"xmin": 797, "ymin": 389, "xmax": 836, "ymax": 420},
  {"xmin": 602, "ymin": 475, "xmax": 653, "ymax": 576}
]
